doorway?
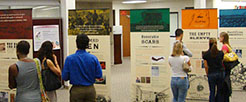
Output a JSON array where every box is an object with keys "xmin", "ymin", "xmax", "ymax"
[{"xmin": 120, "ymin": 10, "xmax": 130, "ymax": 57}]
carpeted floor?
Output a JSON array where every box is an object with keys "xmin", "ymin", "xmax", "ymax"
[{"xmin": 57, "ymin": 57, "xmax": 246, "ymax": 102}]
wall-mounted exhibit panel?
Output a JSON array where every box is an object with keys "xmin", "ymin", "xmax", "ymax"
[
  {"xmin": 219, "ymin": 9, "xmax": 246, "ymax": 90},
  {"xmin": 0, "ymin": 9, "xmax": 33, "ymax": 90},
  {"xmin": 68, "ymin": 9, "xmax": 112, "ymax": 101},
  {"xmin": 0, "ymin": 9, "xmax": 32, "ymax": 39},
  {"xmin": 130, "ymin": 9, "xmax": 171, "ymax": 102},
  {"xmin": 182, "ymin": 9, "xmax": 218, "ymax": 100}
]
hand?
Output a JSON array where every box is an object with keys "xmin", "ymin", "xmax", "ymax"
[
  {"xmin": 53, "ymin": 54, "xmax": 57, "ymax": 60},
  {"xmin": 53, "ymin": 54, "xmax": 58, "ymax": 65}
]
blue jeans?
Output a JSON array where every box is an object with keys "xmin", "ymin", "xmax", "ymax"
[
  {"xmin": 171, "ymin": 77, "xmax": 189, "ymax": 102},
  {"xmin": 207, "ymin": 71, "xmax": 225, "ymax": 102}
]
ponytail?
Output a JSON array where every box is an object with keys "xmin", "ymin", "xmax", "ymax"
[
  {"xmin": 211, "ymin": 43, "xmax": 219, "ymax": 58},
  {"xmin": 209, "ymin": 38, "xmax": 219, "ymax": 58}
]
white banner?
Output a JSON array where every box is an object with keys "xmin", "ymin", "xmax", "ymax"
[
  {"xmin": 131, "ymin": 32, "xmax": 171, "ymax": 102},
  {"xmin": 68, "ymin": 35, "xmax": 111, "ymax": 100}
]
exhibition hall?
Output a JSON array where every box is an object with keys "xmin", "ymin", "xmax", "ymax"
[{"xmin": 0, "ymin": 0, "xmax": 246, "ymax": 102}]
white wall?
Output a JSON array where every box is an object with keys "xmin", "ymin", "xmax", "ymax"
[{"xmin": 113, "ymin": 0, "xmax": 194, "ymax": 28}]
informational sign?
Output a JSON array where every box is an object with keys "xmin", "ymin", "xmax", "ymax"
[
  {"xmin": 0, "ymin": 9, "xmax": 33, "ymax": 91},
  {"xmin": 0, "ymin": 9, "xmax": 32, "ymax": 39},
  {"xmin": 0, "ymin": 39, "xmax": 33, "ymax": 89},
  {"xmin": 182, "ymin": 9, "xmax": 218, "ymax": 100},
  {"xmin": 68, "ymin": 9, "xmax": 110, "ymax": 35},
  {"xmin": 68, "ymin": 9, "xmax": 111, "ymax": 101},
  {"xmin": 182, "ymin": 9, "xmax": 218, "ymax": 29},
  {"xmin": 130, "ymin": 9, "xmax": 170, "ymax": 32},
  {"xmin": 33, "ymin": 25, "xmax": 60, "ymax": 51},
  {"xmin": 130, "ymin": 9, "xmax": 171, "ymax": 102},
  {"xmin": 68, "ymin": 35, "xmax": 111, "ymax": 100},
  {"xmin": 219, "ymin": 9, "xmax": 246, "ymax": 90}
]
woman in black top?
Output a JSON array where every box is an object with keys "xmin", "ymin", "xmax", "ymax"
[
  {"xmin": 37, "ymin": 41, "xmax": 61, "ymax": 102},
  {"xmin": 202, "ymin": 38, "xmax": 225, "ymax": 102}
]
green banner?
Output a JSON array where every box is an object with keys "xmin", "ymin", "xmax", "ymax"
[
  {"xmin": 130, "ymin": 9, "xmax": 170, "ymax": 32},
  {"xmin": 69, "ymin": 9, "xmax": 110, "ymax": 35}
]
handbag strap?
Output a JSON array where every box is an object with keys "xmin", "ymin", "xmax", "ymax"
[
  {"xmin": 34, "ymin": 58, "xmax": 49, "ymax": 102},
  {"xmin": 225, "ymin": 44, "xmax": 232, "ymax": 53}
]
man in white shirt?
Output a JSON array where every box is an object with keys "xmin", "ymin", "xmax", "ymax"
[{"xmin": 174, "ymin": 29, "xmax": 193, "ymax": 57}]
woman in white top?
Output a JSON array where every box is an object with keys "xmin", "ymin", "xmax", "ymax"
[{"xmin": 168, "ymin": 42, "xmax": 192, "ymax": 102}]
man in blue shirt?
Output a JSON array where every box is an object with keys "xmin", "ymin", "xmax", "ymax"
[{"xmin": 62, "ymin": 34, "xmax": 102, "ymax": 102}]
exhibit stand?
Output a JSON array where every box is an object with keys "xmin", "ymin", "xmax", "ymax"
[
  {"xmin": 0, "ymin": 9, "xmax": 33, "ymax": 102},
  {"xmin": 130, "ymin": 9, "xmax": 171, "ymax": 102},
  {"xmin": 68, "ymin": 9, "xmax": 112, "ymax": 101},
  {"xmin": 182, "ymin": 9, "xmax": 218, "ymax": 100},
  {"xmin": 219, "ymin": 9, "xmax": 246, "ymax": 90}
]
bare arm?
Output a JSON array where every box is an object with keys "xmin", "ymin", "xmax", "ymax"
[
  {"xmin": 8, "ymin": 64, "xmax": 18, "ymax": 89},
  {"xmin": 204, "ymin": 60, "xmax": 208, "ymax": 76},
  {"xmin": 46, "ymin": 57, "xmax": 61, "ymax": 77}
]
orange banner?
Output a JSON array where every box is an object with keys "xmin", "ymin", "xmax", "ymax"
[{"xmin": 182, "ymin": 9, "xmax": 218, "ymax": 29}]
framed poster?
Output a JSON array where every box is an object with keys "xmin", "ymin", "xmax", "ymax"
[{"xmin": 33, "ymin": 25, "xmax": 60, "ymax": 51}]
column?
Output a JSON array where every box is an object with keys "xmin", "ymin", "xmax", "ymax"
[
  {"xmin": 194, "ymin": 0, "xmax": 206, "ymax": 8},
  {"xmin": 60, "ymin": 0, "xmax": 75, "ymax": 86}
]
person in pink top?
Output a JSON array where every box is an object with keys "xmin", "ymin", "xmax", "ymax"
[
  {"xmin": 219, "ymin": 32, "xmax": 231, "ymax": 102},
  {"xmin": 220, "ymin": 32, "xmax": 230, "ymax": 54}
]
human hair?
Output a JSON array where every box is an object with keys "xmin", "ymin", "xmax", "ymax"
[
  {"xmin": 209, "ymin": 38, "xmax": 219, "ymax": 58},
  {"xmin": 16, "ymin": 40, "xmax": 30, "ymax": 55},
  {"xmin": 76, "ymin": 34, "xmax": 89, "ymax": 50},
  {"xmin": 37, "ymin": 41, "xmax": 55, "ymax": 63},
  {"xmin": 172, "ymin": 42, "xmax": 183, "ymax": 56},
  {"xmin": 175, "ymin": 29, "xmax": 183, "ymax": 37},
  {"xmin": 220, "ymin": 32, "xmax": 230, "ymax": 46}
]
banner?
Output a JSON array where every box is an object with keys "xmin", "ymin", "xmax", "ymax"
[
  {"xmin": 0, "ymin": 9, "xmax": 32, "ymax": 39},
  {"xmin": 182, "ymin": 9, "xmax": 218, "ymax": 29},
  {"xmin": 68, "ymin": 9, "xmax": 110, "ymax": 35},
  {"xmin": 219, "ymin": 9, "xmax": 246, "ymax": 90},
  {"xmin": 130, "ymin": 9, "xmax": 170, "ymax": 32},
  {"xmin": 130, "ymin": 9, "xmax": 171, "ymax": 102},
  {"xmin": 68, "ymin": 9, "xmax": 111, "ymax": 101},
  {"xmin": 0, "ymin": 9, "xmax": 33, "ymax": 90},
  {"xmin": 182, "ymin": 9, "xmax": 218, "ymax": 100}
]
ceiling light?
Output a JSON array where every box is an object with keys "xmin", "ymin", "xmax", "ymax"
[
  {"xmin": 122, "ymin": 0, "xmax": 147, "ymax": 4},
  {"xmin": 42, "ymin": 7, "xmax": 59, "ymax": 11},
  {"xmin": 33, "ymin": 6, "xmax": 47, "ymax": 10}
]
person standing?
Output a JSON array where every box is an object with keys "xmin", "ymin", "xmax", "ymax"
[
  {"xmin": 219, "ymin": 32, "xmax": 232, "ymax": 102},
  {"xmin": 37, "ymin": 41, "xmax": 61, "ymax": 102},
  {"xmin": 203, "ymin": 38, "xmax": 225, "ymax": 102},
  {"xmin": 174, "ymin": 29, "xmax": 193, "ymax": 57},
  {"xmin": 62, "ymin": 34, "xmax": 102, "ymax": 102},
  {"xmin": 8, "ymin": 41, "xmax": 41, "ymax": 102},
  {"xmin": 169, "ymin": 42, "xmax": 192, "ymax": 102}
]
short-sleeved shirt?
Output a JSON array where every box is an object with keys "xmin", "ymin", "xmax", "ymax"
[
  {"xmin": 169, "ymin": 55, "xmax": 190, "ymax": 77},
  {"xmin": 222, "ymin": 44, "xmax": 229, "ymax": 53},
  {"xmin": 202, "ymin": 50, "xmax": 224, "ymax": 74}
]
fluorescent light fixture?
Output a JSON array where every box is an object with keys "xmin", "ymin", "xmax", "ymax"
[
  {"xmin": 42, "ymin": 7, "xmax": 59, "ymax": 11},
  {"xmin": 33, "ymin": 6, "xmax": 47, "ymax": 10},
  {"xmin": 122, "ymin": 0, "xmax": 147, "ymax": 4}
]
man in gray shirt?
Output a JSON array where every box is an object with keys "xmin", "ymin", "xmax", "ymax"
[{"xmin": 174, "ymin": 29, "xmax": 192, "ymax": 57}]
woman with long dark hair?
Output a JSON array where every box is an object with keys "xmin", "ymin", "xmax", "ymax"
[
  {"xmin": 37, "ymin": 41, "xmax": 61, "ymax": 102},
  {"xmin": 203, "ymin": 38, "xmax": 225, "ymax": 102}
]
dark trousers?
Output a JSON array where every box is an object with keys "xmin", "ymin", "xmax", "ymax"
[
  {"xmin": 70, "ymin": 85, "xmax": 96, "ymax": 102},
  {"xmin": 208, "ymin": 71, "xmax": 225, "ymax": 102}
]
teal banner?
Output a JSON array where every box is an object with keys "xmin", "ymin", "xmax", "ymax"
[{"xmin": 130, "ymin": 9, "xmax": 170, "ymax": 32}]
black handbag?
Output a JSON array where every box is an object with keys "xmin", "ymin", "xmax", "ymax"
[
  {"xmin": 42, "ymin": 60, "xmax": 61, "ymax": 91},
  {"xmin": 223, "ymin": 60, "xmax": 240, "ymax": 70}
]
